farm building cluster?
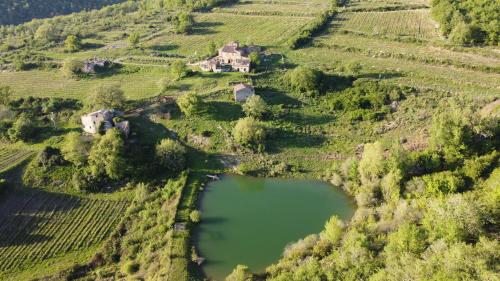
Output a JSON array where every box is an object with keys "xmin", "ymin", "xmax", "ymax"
[
  {"xmin": 81, "ymin": 109, "xmax": 130, "ymax": 136},
  {"xmin": 199, "ymin": 42, "xmax": 261, "ymax": 73},
  {"xmin": 82, "ymin": 57, "xmax": 112, "ymax": 73}
]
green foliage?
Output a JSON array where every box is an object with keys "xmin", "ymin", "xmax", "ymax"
[
  {"xmin": 248, "ymin": 52, "xmax": 261, "ymax": 68},
  {"xmin": 174, "ymin": 12, "xmax": 195, "ymax": 34},
  {"xmin": 157, "ymin": 77, "xmax": 173, "ymax": 93},
  {"xmin": 177, "ymin": 92, "xmax": 204, "ymax": 117},
  {"xmin": 7, "ymin": 114, "xmax": 36, "ymax": 142},
  {"xmin": 64, "ymin": 35, "xmax": 81, "ymax": 52},
  {"xmin": 87, "ymin": 84, "xmax": 126, "ymax": 110},
  {"xmin": 287, "ymin": 6, "xmax": 337, "ymax": 49},
  {"xmin": 384, "ymin": 223, "xmax": 426, "ymax": 258},
  {"xmin": 122, "ymin": 260, "xmax": 140, "ymax": 275},
  {"xmin": 0, "ymin": 0, "xmax": 124, "ymax": 25},
  {"xmin": 189, "ymin": 210, "xmax": 201, "ymax": 223},
  {"xmin": 462, "ymin": 150, "xmax": 499, "ymax": 182},
  {"xmin": 358, "ymin": 141, "xmax": 385, "ymax": 187},
  {"xmin": 206, "ymin": 40, "xmax": 218, "ymax": 57},
  {"xmin": 61, "ymin": 132, "xmax": 91, "ymax": 167},
  {"xmin": 323, "ymin": 216, "xmax": 344, "ymax": 244},
  {"xmin": 155, "ymin": 138, "xmax": 187, "ymax": 172},
  {"xmin": 422, "ymin": 171, "xmax": 465, "ymax": 198},
  {"xmin": 233, "ymin": 117, "xmax": 266, "ymax": 152},
  {"xmin": 430, "ymin": 0, "xmax": 499, "ymax": 45},
  {"xmin": 61, "ymin": 59, "xmax": 83, "ymax": 79},
  {"xmin": 0, "ymin": 85, "xmax": 12, "ymax": 106},
  {"xmin": 128, "ymin": 33, "xmax": 140, "ymax": 48},
  {"xmin": 226, "ymin": 264, "xmax": 253, "ymax": 281},
  {"xmin": 242, "ymin": 95, "xmax": 268, "ymax": 119},
  {"xmin": 429, "ymin": 108, "xmax": 473, "ymax": 166},
  {"xmin": 169, "ymin": 60, "xmax": 189, "ymax": 80},
  {"xmin": 88, "ymin": 128, "xmax": 126, "ymax": 180},
  {"xmin": 34, "ymin": 23, "xmax": 59, "ymax": 44},
  {"xmin": 285, "ymin": 66, "xmax": 323, "ymax": 96}
]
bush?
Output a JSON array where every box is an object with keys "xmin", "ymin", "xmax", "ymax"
[
  {"xmin": 286, "ymin": 66, "xmax": 323, "ymax": 96},
  {"xmin": 8, "ymin": 114, "xmax": 36, "ymax": 142},
  {"xmin": 88, "ymin": 128, "xmax": 126, "ymax": 180},
  {"xmin": 174, "ymin": 12, "xmax": 194, "ymax": 34},
  {"xmin": 422, "ymin": 171, "xmax": 465, "ymax": 197},
  {"xmin": 61, "ymin": 59, "xmax": 83, "ymax": 79},
  {"xmin": 242, "ymin": 95, "xmax": 268, "ymax": 119},
  {"xmin": 122, "ymin": 260, "xmax": 140, "ymax": 275},
  {"xmin": 169, "ymin": 60, "xmax": 189, "ymax": 80},
  {"xmin": 64, "ymin": 35, "xmax": 81, "ymax": 52},
  {"xmin": 233, "ymin": 117, "xmax": 266, "ymax": 152},
  {"xmin": 177, "ymin": 92, "xmax": 204, "ymax": 117},
  {"xmin": 190, "ymin": 210, "xmax": 201, "ymax": 223},
  {"xmin": 155, "ymin": 139, "xmax": 186, "ymax": 173}
]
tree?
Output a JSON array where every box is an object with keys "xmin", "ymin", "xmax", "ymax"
[
  {"xmin": 358, "ymin": 141, "xmax": 385, "ymax": 186},
  {"xmin": 34, "ymin": 23, "xmax": 58, "ymax": 44},
  {"xmin": 174, "ymin": 12, "xmax": 194, "ymax": 34},
  {"xmin": 8, "ymin": 114, "xmax": 36, "ymax": 142},
  {"xmin": 128, "ymin": 33, "xmax": 140, "ymax": 48},
  {"xmin": 287, "ymin": 66, "xmax": 322, "ymax": 96},
  {"xmin": 323, "ymin": 215, "xmax": 344, "ymax": 244},
  {"xmin": 61, "ymin": 132, "xmax": 91, "ymax": 167},
  {"xmin": 0, "ymin": 84, "xmax": 12, "ymax": 105},
  {"xmin": 384, "ymin": 223, "xmax": 426, "ymax": 258},
  {"xmin": 64, "ymin": 35, "xmax": 81, "ymax": 52},
  {"xmin": 448, "ymin": 21, "xmax": 475, "ymax": 45},
  {"xmin": 233, "ymin": 117, "xmax": 266, "ymax": 152},
  {"xmin": 170, "ymin": 60, "xmax": 189, "ymax": 80},
  {"xmin": 226, "ymin": 264, "xmax": 253, "ymax": 281},
  {"xmin": 177, "ymin": 92, "xmax": 203, "ymax": 117},
  {"xmin": 88, "ymin": 128, "xmax": 126, "ymax": 180},
  {"xmin": 155, "ymin": 138, "xmax": 186, "ymax": 172},
  {"xmin": 190, "ymin": 210, "xmax": 201, "ymax": 223},
  {"xmin": 242, "ymin": 95, "xmax": 268, "ymax": 119},
  {"xmin": 157, "ymin": 77, "xmax": 173, "ymax": 93},
  {"xmin": 248, "ymin": 52, "xmax": 261, "ymax": 68},
  {"xmin": 206, "ymin": 40, "xmax": 218, "ymax": 57},
  {"xmin": 61, "ymin": 59, "xmax": 83, "ymax": 79},
  {"xmin": 88, "ymin": 84, "xmax": 126, "ymax": 110}
]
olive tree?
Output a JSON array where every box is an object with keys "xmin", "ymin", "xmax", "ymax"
[
  {"xmin": 64, "ymin": 35, "xmax": 81, "ymax": 52},
  {"xmin": 61, "ymin": 132, "xmax": 91, "ymax": 167}
]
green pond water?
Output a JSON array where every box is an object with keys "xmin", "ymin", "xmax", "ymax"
[{"xmin": 196, "ymin": 176, "xmax": 356, "ymax": 280}]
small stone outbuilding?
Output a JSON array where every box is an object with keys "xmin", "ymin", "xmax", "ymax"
[
  {"xmin": 81, "ymin": 109, "xmax": 129, "ymax": 136},
  {"xmin": 233, "ymin": 83, "xmax": 255, "ymax": 103}
]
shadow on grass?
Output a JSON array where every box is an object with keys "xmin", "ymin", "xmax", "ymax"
[
  {"xmin": 191, "ymin": 21, "xmax": 223, "ymax": 35},
  {"xmin": 149, "ymin": 44, "xmax": 179, "ymax": 52},
  {"xmin": 266, "ymin": 128, "xmax": 326, "ymax": 153},
  {"xmin": 206, "ymin": 101, "xmax": 243, "ymax": 121}
]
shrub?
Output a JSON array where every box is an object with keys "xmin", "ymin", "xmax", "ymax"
[
  {"xmin": 128, "ymin": 33, "xmax": 140, "ymax": 48},
  {"xmin": 242, "ymin": 95, "xmax": 268, "ymax": 119},
  {"xmin": 61, "ymin": 132, "xmax": 91, "ymax": 167},
  {"xmin": 155, "ymin": 138, "xmax": 187, "ymax": 172},
  {"xmin": 122, "ymin": 260, "xmax": 140, "ymax": 275},
  {"xmin": 177, "ymin": 92, "xmax": 204, "ymax": 117},
  {"xmin": 8, "ymin": 114, "xmax": 36, "ymax": 142},
  {"xmin": 169, "ymin": 60, "xmax": 189, "ymax": 80},
  {"xmin": 233, "ymin": 117, "xmax": 266, "ymax": 152},
  {"xmin": 286, "ymin": 66, "xmax": 323, "ymax": 96},
  {"xmin": 422, "ymin": 171, "xmax": 465, "ymax": 197},
  {"xmin": 88, "ymin": 128, "xmax": 126, "ymax": 180},
  {"xmin": 61, "ymin": 59, "xmax": 83, "ymax": 79},
  {"xmin": 174, "ymin": 12, "xmax": 194, "ymax": 34},
  {"xmin": 190, "ymin": 210, "xmax": 201, "ymax": 223},
  {"xmin": 64, "ymin": 35, "xmax": 81, "ymax": 52},
  {"xmin": 323, "ymin": 216, "xmax": 344, "ymax": 244}
]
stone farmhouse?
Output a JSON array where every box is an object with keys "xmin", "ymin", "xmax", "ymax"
[
  {"xmin": 81, "ymin": 109, "xmax": 130, "ymax": 136},
  {"xmin": 233, "ymin": 83, "xmax": 255, "ymax": 102},
  {"xmin": 200, "ymin": 42, "xmax": 261, "ymax": 73}
]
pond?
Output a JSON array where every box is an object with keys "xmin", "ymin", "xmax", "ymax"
[{"xmin": 196, "ymin": 175, "xmax": 356, "ymax": 280}]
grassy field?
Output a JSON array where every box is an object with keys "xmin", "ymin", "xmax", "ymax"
[
  {"xmin": 334, "ymin": 10, "xmax": 439, "ymax": 40},
  {"xmin": 0, "ymin": 189, "xmax": 129, "ymax": 280}
]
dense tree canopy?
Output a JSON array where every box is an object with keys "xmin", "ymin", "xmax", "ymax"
[
  {"xmin": 88, "ymin": 128, "xmax": 126, "ymax": 180},
  {"xmin": 87, "ymin": 84, "xmax": 126, "ymax": 110}
]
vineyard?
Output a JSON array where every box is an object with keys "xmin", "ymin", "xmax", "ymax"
[
  {"xmin": 0, "ymin": 190, "xmax": 128, "ymax": 277},
  {"xmin": 335, "ymin": 10, "xmax": 439, "ymax": 40},
  {"xmin": 215, "ymin": 0, "xmax": 329, "ymax": 17},
  {"xmin": 0, "ymin": 146, "xmax": 34, "ymax": 173}
]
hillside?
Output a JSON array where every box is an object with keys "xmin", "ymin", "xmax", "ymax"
[
  {"xmin": 0, "ymin": 0, "xmax": 498, "ymax": 280},
  {"xmin": 0, "ymin": 0, "xmax": 125, "ymax": 25}
]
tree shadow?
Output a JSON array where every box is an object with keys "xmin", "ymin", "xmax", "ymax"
[
  {"xmin": 286, "ymin": 112, "xmax": 335, "ymax": 126},
  {"xmin": 322, "ymin": 73, "xmax": 356, "ymax": 93},
  {"xmin": 149, "ymin": 44, "xmax": 179, "ymax": 52},
  {"xmin": 266, "ymin": 128, "xmax": 326, "ymax": 153},
  {"xmin": 0, "ymin": 189, "xmax": 81, "ymax": 248},
  {"xmin": 206, "ymin": 101, "xmax": 243, "ymax": 121},
  {"xmin": 356, "ymin": 71, "xmax": 404, "ymax": 80},
  {"xmin": 81, "ymin": 42, "xmax": 105, "ymax": 50},
  {"xmin": 258, "ymin": 87, "xmax": 302, "ymax": 107},
  {"xmin": 190, "ymin": 21, "xmax": 223, "ymax": 35}
]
